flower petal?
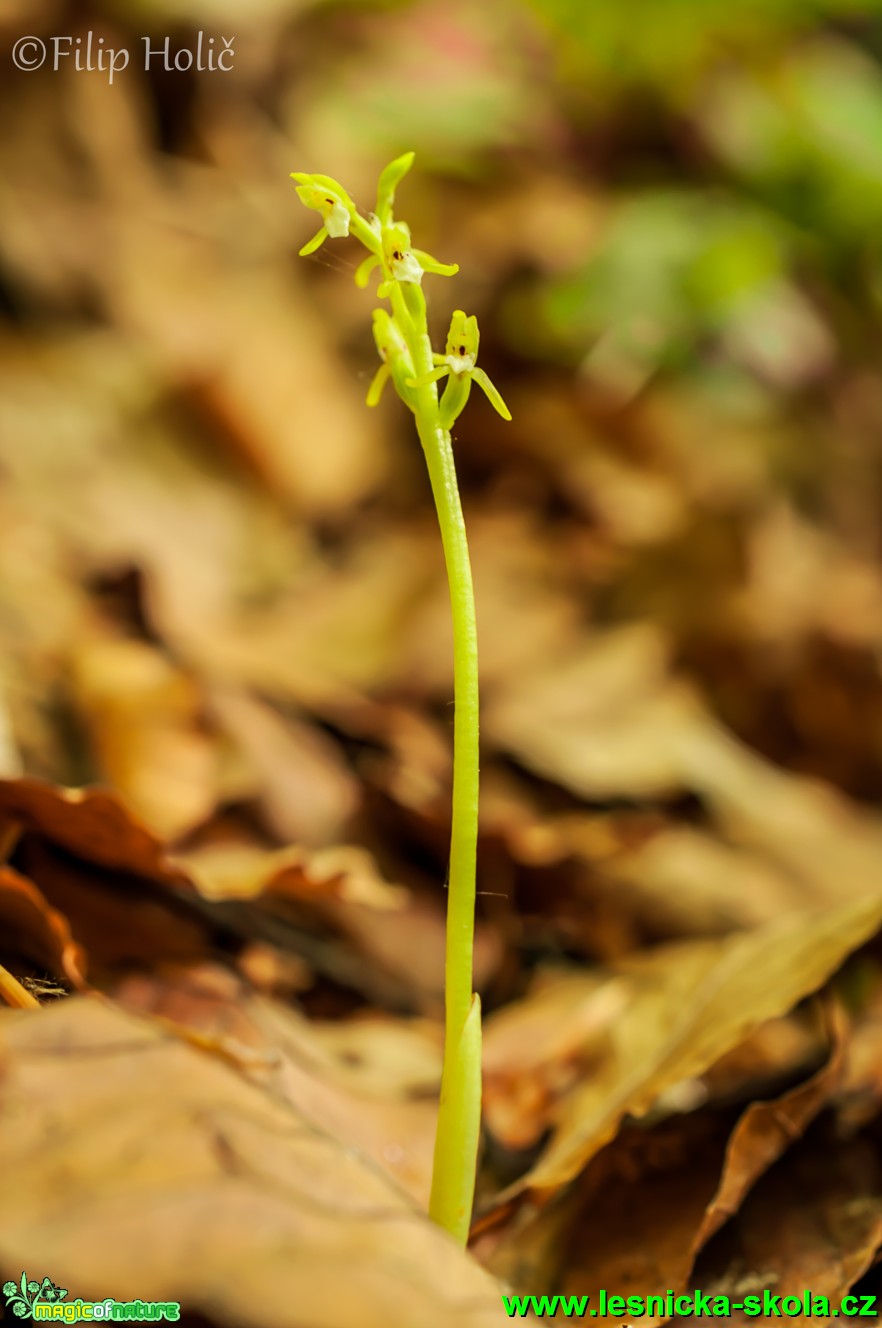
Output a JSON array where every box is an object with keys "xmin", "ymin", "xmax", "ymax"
[
  {"xmin": 298, "ymin": 226, "xmax": 328, "ymax": 257},
  {"xmin": 471, "ymin": 367, "xmax": 511, "ymax": 421},
  {"xmin": 355, "ymin": 254, "xmax": 381, "ymax": 289},
  {"xmin": 413, "ymin": 249, "xmax": 459, "ymax": 278},
  {"xmin": 366, "ymin": 363, "xmax": 391, "ymax": 407}
]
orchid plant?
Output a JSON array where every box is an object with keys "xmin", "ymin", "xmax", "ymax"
[{"xmin": 292, "ymin": 153, "xmax": 510, "ymax": 1245}]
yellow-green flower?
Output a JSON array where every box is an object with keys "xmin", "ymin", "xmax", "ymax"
[
  {"xmin": 354, "ymin": 221, "xmax": 459, "ymax": 297},
  {"xmin": 289, "ymin": 172, "xmax": 354, "ymax": 254},
  {"xmin": 409, "ymin": 310, "xmax": 511, "ymax": 429}
]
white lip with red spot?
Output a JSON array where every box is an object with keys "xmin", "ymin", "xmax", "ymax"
[
  {"xmin": 325, "ymin": 200, "xmax": 351, "ymax": 237},
  {"xmin": 390, "ymin": 250, "xmax": 424, "ymax": 284}
]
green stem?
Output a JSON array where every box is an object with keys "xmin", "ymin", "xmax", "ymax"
[
  {"xmin": 392, "ymin": 285, "xmax": 482, "ymax": 1244},
  {"xmin": 415, "ymin": 409, "xmax": 478, "ymax": 1042}
]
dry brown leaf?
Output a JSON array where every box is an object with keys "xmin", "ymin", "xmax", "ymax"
[
  {"xmin": 483, "ymin": 624, "xmax": 692, "ymax": 801},
  {"xmin": 174, "ymin": 837, "xmax": 406, "ymax": 910},
  {"xmin": 694, "ymin": 1127, "xmax": 882, "ymax": 1322},
  {"xmin": 13, "ymin": 834, "xmax": 209, "ymax": 975},
  {"xmin": 485, "ymin": 1014, "xmax": 844, "ymax": 1306},
  {"xmin": 486, "ymin": 801, "xmax": 810, "ymax": 940},
  {"xmin": 476, "ymin": 1109, "xmax": 740, "ymax": 1305},
  {"xmin": 493, "ymin": 892, "xmax": 882, "ymax": 1202},
  {"xmin": 472, "ymin": 764, "xmax": 815, "ymax": 950},
  {"xmin": 0, "ymin": 865, "xmax": 87, "ymax": 991},
  {"xmin": 558, "ymin": 1112, "xmax": 739, "ymax": 1313},
  {"xmin": 735, "ymin": 503, "xmax": 882, "ymax": 652},
  {"xmin": 676, "ymin": 719, "xmax": 882, "ymax": 905},
  {"xmin": 349, "ymin": 700, "xmax": 454, "ymax": 816},
  {"xmin": 114, "ymin": 230, "xmax": 387, "ymax": 516},
  {"xmin": 486, "ymin": 624, "xmax": 882, "ymax": 914},
  {"xmin": 171, "ymin": 526, "xmax": 435, "ymax": 712},
  {"xmin": 9, "ymin": 821, "xmax": 429, "ymax": 1004},
  {"xmin": 114, "ymin": 963, "xmax": 441, "ymax": 1204},
  {"xmin": 601, "ymin": 826, "xmax": 810, "ymax": 934},
  {"xmin": 482, "ymin": 969, "xmax": 827, "ymax": 1160},
  {"xmin": 69, "ymin": 637, "xmax": 220, "ymax": 842},
  {"xmin": 0, "ymin": 778, "xmax": 437, "ymax": 998},
  {"xmin": 697, "ymin": 1013, "xmax": 827, "ymax": 1104},
  {"xmin": 486, "ymin": 391, "xmax": 686, "ymax": 546},
  {"xmin": 311, "ymin": 1013, "xmax": 443, "ymax": 1099},
  {"xmin": 207, "ymin": 687, "xmax": 361, "ymax": 846},
  {"xmin": 0, "ymin": 778, "xmax": 191, "ymax": 887},
  {"xmin": 0, "ymin": 478, "xmax": 95, "ymax": 783},
  {"xmin": 0, "ymin": 997, "xmax": 511, "ymax": 1328},
  {"xmin": 835, "ymin": 965, "xmax": 882, "ymax": 1128},
  {"xmin": 554, "ymin": 1027, "xmax": 848, "ymax": 1315},
  {"xmin": 691, "ymin": 1003, "xmax": 847, "ymax": 1255},
  {"xmin": 1, "ymin": 68, "xmax": 386, "ymax": 520},
  {"xmin": 0, "ymin": 685, "xmax": 22, "ymax": 778},
  {"xmin": 482, "ymin": 971, "xmax": 627, "ymax": 1150}
]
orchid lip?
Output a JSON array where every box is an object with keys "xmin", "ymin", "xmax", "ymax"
[
  {"xmin": 325, "ymin": 202, "xmax": 351, "ymax": 237},
  {"xmin": 390, "ymin": 252, "xmax": 424, "ymax": 284}
]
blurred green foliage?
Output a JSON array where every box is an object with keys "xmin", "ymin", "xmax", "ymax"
[
  {"xmin": 530, "ymin": 0, "xmax": 882, "ymax": 88},
  {"xmin": 543, "ymin": 194, "xmax": 803, "ymax": 381},
  {"xmin": 511, "ymin": 0, "xmax": 882, "ymax": 393}
]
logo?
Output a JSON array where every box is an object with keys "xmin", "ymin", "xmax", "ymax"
[{"xmin": 2, "ymin": 1275, "xmax": 180, "ymax": 1321}]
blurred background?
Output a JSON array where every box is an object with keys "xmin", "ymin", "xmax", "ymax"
[{"xmin": 3, "ymin": 0, "xmax": 882, "ymax": 977}]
